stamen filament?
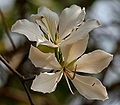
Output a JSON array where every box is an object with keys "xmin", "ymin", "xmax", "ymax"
[
  {"xmin": 54, "ymin": 20, "xmax": 59, "ymax": 42},
  {"xmin": 65, "ymin": 64, "xmax": 77, "ymax": 80},
  {"xmin": 64, "ymin": 73, "xmax": 77, "ymax": 96},
  {"xmin": 65, "ymin": 70, "xmax": 73, "ymax": 80},
  {"xmin": 56, "ymin": 71, "xmax": 62, "ymax": 84},
  {"xmin": 72, "ymin": 64, "xmax": 77, "ymax": 80},
  {"xmin": 53, "ymin": 71, "xmax": 63, "ymax": 90}
]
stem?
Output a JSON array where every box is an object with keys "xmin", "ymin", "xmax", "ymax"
[
  {"xmin": 0, "ymin": 55, "xmax": 24, "ymax": 79},
  {"xmin": 0, "ymin": 9, "xmax": 16, "ymax": 51},
  {"xmin": 21, "ymin": 80, "xmax": 35, "ymax": 105},
  {"xmin": 0, "ymin": 55, "xmax": 35, "ymax": 105}
]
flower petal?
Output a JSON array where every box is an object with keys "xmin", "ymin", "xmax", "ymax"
[
  {"xmin": 31, "ymin": 6, "xmax": 59, "ymax": 41},
  {"xmin": 71, "ymin": 74, "xmax": 108, "ymax": 101},
  {"xmin": 59, "ymin": 5, "xmax": 85, "ymax": 41},
  {"xmin": 31, "ymin": 72, "xmax": 63, "ymax": 93},
  {"xmin": 29, "ymin": 45, "xmax": 61, "ymax": 69},
  {"xmin": 61, "ymin": 19, "xmax": 101, "ymax": 45},
  {"xmin": 37, "ymin": 40, "xmax": 58, "ymax": 48},
  {"xmin": 76, "ymin": 50, "xmax": 113, "ymax": 74},
  {"xmin": 60, "ymin": 35, "xmax": 89, "ymax": 64},
  {"xmin": 11, "ymin": 19, "xmax": 45, "ymax": 42}
]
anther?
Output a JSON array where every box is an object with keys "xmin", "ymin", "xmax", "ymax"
[{"xmin": 73, "ymin": 93, "xmax": 77, "ymax": 96}]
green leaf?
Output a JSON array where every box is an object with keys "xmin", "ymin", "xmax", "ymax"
[{"xmin": 37, "ymin": 44, "xmax": 56, "ymax": 53}]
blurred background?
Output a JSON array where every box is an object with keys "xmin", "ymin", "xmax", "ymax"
[{"xmin": 0, "ymin": 0, "xmax": 120, "ymax": 105}]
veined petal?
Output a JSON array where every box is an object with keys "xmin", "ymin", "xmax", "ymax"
[
  {"xmin": 71, "ymin": 74, "xmax": 108, "ymax": 101},
  {"xmin": 59, "ymin": 5, "xmax": 85, "ymax": 41},
  {"xmin": 60, "ymin": 35, "xmax": 89, "ymax": 64},
  {"xmin": 31, "ymin": 6, "xmax": 59, "ymax": 41},
  {"xmin": 29, "ymin": 45, "xmax": 61, "ymax": 69},
  {"xmin": 31, "ymin": 72, "xmax": 63, "ymax": 93},
  {"xmin": 76, "ymin": 50, "xmax": 113, "ymax": 74},
  {"xmin": 61, "ymin": 19, "xmax": 101, "ymax": 45},
  {"xmin": 31, "ymin": 14, "xmax": 48, "ymax": 34},
  {"xmin": 11, "ymin": 19, "xmax": 45, "ymax": 42}
]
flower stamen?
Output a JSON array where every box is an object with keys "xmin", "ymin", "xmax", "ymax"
[
  {"xmin": 65, "ymin": 70, "xmax": 72, "ymax": 79},
  {"xmin": 64, "ymin": 73, "xmax": 77, "ymax": 96},
  {"xmin": 65, "ymin": 64, "xmax": 77, "ymax": 80},
  {"xmin": 72, "ymin": 64, "xmax": 77, "ymax": 80},
  {"xmin": 54, "ymin": 20, "xmax": 59, "ymax": 42}
]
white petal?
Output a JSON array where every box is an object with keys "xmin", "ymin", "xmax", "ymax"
[
  {"xmin": 29, "ymin": 45, "xmax": 61, "ymax": 69},
  {"xmin": 31, "ymin": 6, "xmax": 59, "ymax": 41},
  {"xmin": 61, "ymin": 19, "xmax": 101, "ymax": 45},
  {"xmin": 31, "ymin": 72, "xmax": 63, "ymax": 93},
  {"xmin": 31, "ymin": 14, "xmax": 48, "ymax": 34},
  {"xmin": 59, "ymin": 5, "xmax": 85, "ymax": 41},
  {"xmin": 71, "ymin": 74, "xmax": 108, "ymax": 101},
  {"xmin": 39, "ymin": 41, "xmax": 58, "ymax": 48},
  {"xmin": 60, "ymin": 35, "xmax": 89, "ymax": 64},
  {"xmin": 11, "ymin": 19, "xmax": 45, "ymax": 42},
  {"xmin": 76, "ymin": 50, "xmax": 113, "ymax": 74}
]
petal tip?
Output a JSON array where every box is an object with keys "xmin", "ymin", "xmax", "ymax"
[
  {"xmin": 92, "ymin": 19, "xmax": 101, "ymax": 27},
  {"xmin": 102, "ymin": 96, "xmax": 109, "ymax": 101}
]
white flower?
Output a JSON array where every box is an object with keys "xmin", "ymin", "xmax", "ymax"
[
  {"xmin": 29, "ymin": 45, "xmax": 113, "ymax": 101},
  {"xmin": 11, "ymin": 5, "xmax": 100, "ymax": 51},
  {"xmin": 11, "ymin": 5, "xmax": 113, "ymax": 101}
]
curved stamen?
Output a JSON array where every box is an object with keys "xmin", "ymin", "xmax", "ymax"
[
  {"xmin": 54, "ymin": 20, "xmax": 59, "ymax": 42},
  {"xmin": 72, "ymin": 64, "xmax": 77, "ymax": 79},
  {"xmin": 56, "ymin": 71, "xmax": 63, "ymax": 84},
  {"xmin": 65, "ymin": 64, "xmax": 77, "ymax": 80},
  {"xmin": 64, "ymin": 73, "xmax": 77, "ymax": 96},
  {"xmin": 65, "ymin": 70, "xmax": 73, "ymax": 79},
  {"xmin": 52, "ymin": 71, "xmax": 63, "ymax": 90}
]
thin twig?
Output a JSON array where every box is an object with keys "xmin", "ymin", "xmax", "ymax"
[
  {"xmin": 0, "ymin": 54, "xmax": 35, "ymax": 81},
  {"xmin": 0, "ymin": 54, "xmax": 35, "ymax": 105},
  {"xmin": 21, "ymin": 81, "xmax": 35, "ymax": 105},
  {"xmin": 0, "ymin": 9, "xmax": 16, "ymax": 50},
  {"xmin": 0, "ymin": 55, "xmax": 24, "ymax": 79}
]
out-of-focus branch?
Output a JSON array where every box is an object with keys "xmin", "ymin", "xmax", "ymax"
[
  {"xmin": 17, "ymin": 0, "xmax": 27, "ymax": 18},
  {"xmin": 0, "ymin": 54, "xmax": 24, "ymax": 79},
  {"xmin": 21, "ymin": 81, "xmax": 35, "ymax": 105},
  {"xmin": 0, "ymin": 54, "xmax": 35, "ymax": 105},
  {"xmin": 0, "ymin": 9, "xmax": 16, "ymax": 51}
]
